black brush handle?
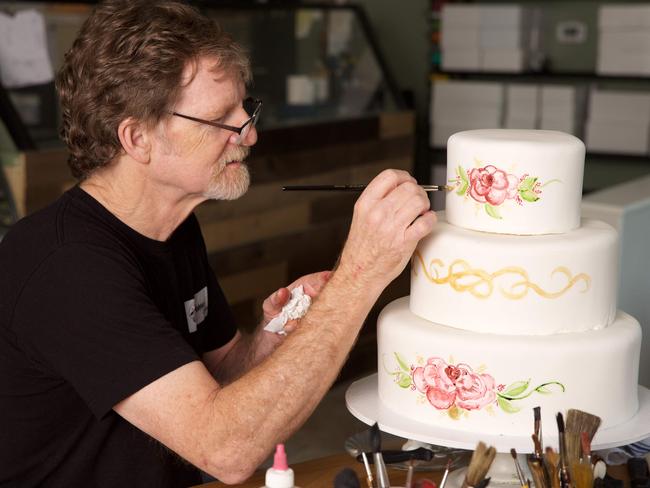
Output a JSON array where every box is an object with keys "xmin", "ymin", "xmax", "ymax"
[{"xmin": 357, "ymin": 447, "xmax": 434, "ymax": 465}]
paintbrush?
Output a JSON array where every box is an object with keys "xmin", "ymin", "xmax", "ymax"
[
  {"xmin": 572, "ymin": 432, "xmax": 594, "ymax": 488},
  {"xmin": 440, "ymin": 458, "xmax": 453, "ymax": 488},
  {"xmin": 529, "ymin": 434, "xmax": 551, "ymax": 488},
  {"xmin": 566, "ymin": 409, "xmax": 602, "ymax": 469},
  {"xmin": 462, "ymin": 442, "xmax": 497, "ymax": 488},
  {"xmin": 370, "ymin": 423, "xmax": 390, "ymax": 488},
  {"xmin": 360, "ymin": 452, "xmax": 373, "ymax": 488},
  {"xmin": 475, "ymin": 477, "xmax": 492, "ymax": 488},
  {"xmin": 282, "ymin": 184, "xmax": 452, "ymax": 192},
  {"xmin": 344, "ymin": 428, "xmax": 374, "ymax": 487},
  {"xmin": 556, "ymin": 413, "xmax": 572, "ymax": 488},
  {"xmin": 528, "ymin": 454, "xmax": 549, "ymax": 488},
  {"xmin": 534, "ymin": 407, "xmax": 543, "ymax": 452},
  {"xmin": 546, "ymin": 447, "xmax": 561, "ymax": 488},
  {"xmin": 511, "ymin": 449, "xmax": 528, "ymax": 487}
]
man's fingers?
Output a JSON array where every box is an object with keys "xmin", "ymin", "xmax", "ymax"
[
  {"xmin": 263, "ymin": 287, "xmax": 290, "ymax": 318},
  {"xmin": 359, "ymin": 169, "xmax": 416, "ymax": 204},
  {"xmin": 287, "ymin": 270, "xmax": 332, "ymax": 297}
]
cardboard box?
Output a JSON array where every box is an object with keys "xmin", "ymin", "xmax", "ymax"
[
  {"xmin": 589, "ymin": 90, "xmax": 650, "ymax": 124},
  {"xmin": 585, "ymin": 120, "xmax": 649, "ymax": 155},
  {"xmin": 481, "ymin": 48, "xmax": 527, "ymax": 72},
  {"xmin": 441, "ymin": 48, "xmax": 481, "ymax": 71},
  {"xmin": 539, "ymin": 116, "xmax": 575, "ymax": 135},
  {"xmin": 507, "ymin": 84, "xmax": 538, "ymax": 112},
  {"xmin": 597, "ymin": 49, "xmax": 650, "ymax": 76},
  {"xmin": 430, "ymin": 121, "xmax": 502, "ymax": 148},
  {"xmin": 505, "ymin": 116, "xmax": 536, "ymax": 129},
  {"xmin": 480, "ymin": 5, "xmax": 527, "ymax": 27},
  {"xmin": 541, "ymin": 85, "xmax": 575, "ymax": 108},
  {"xmin": 599, "ymin": 5, "xmax": 650, "ymax": 29},
  {"xmin": 432, "ymin": 80, "xmax": 504, "ymax": 110},
  {"xmin": 441, "ymin": 25, "xmax": 480, "ymax": 49},
  {"xmin": 433, "ymin": 108, "xmax": 503, "ymax": 129},
  {"xmin": 598, "ymin": 31, "xmax": 650, "ymax": 52},
  {"xmin": 441, "ymin": 5, "xmax": 481, "ymax": 27},
  {"xmin": 506, "ymin": 84, "xmax": 538, "ymax": 126},
  {"xmin": 480, "ymin": 28, "xmax": 526, "ymax": 49}
]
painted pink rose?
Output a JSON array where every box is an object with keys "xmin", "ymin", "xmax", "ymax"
[
  {"xmin": 453, "ymin": 363, "xmax": 497, "ymax": 410},
  {"xmin": 468, "ymin": 165, "xmax": 519, "ymax": 206},
  {"xmin": 412, "ymin": 357, "xmax": 456, "ymax": 409},
  {"xmin": 411, "ymin": 358, "xmax": 497, "ymax": 411}
]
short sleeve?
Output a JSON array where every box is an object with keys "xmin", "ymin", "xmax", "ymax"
[
  {"xmin": 200, "ymin": 268, "xmax": 237, "ymax": 352},
  {"xmin": 12, "ymin": 244, "xmax": 199, "ymax": 419}
]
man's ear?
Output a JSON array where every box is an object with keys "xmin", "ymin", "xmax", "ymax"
[{"xmin": 117, "ymin": 117, "xmax": 151, "ymax": 164}]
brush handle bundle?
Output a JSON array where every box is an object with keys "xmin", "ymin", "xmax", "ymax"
[{"xmin": 462, "ymin": 442, "xmax": 496, "ymax": 488}]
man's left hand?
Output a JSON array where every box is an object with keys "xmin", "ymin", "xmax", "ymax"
[{"xmin": 261, "ymin": 271, "xmax": 331, "ymax": 333}]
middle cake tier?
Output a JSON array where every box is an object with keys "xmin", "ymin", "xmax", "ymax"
[{"xmin": 410, "ymin": 215, "xmax": 617, "ymax": 335}]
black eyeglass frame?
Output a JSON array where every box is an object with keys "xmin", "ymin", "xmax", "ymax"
[{"xmin": 171, "ymin": 97, "xmax": 262, "ymax": 136}]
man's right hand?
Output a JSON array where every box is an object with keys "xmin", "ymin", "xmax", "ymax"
[{"xmin": 337, "ymin": 169, "xmax": 437, "ymax": 294}]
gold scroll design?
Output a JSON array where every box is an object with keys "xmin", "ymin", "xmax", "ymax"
[{"xmin": 412, "ymin": 251, "xmax": 591, "ymax": 300}]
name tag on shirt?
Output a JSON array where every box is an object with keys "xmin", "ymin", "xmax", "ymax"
[{"xmin": 184, "ymin": 286, "xmax": 208, "ymax": 333}]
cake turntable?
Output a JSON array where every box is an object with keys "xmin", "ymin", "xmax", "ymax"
[{"xmin": 346, "ymin": 374, "xmax": 650, "ymax": 487}]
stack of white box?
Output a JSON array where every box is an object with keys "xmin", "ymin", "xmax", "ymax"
[
  {"xmin": 586, "ymin": 89, "xmax": 650, "ymax": 155},
  {"xmin": 598, "ymin": 5, "xmax": 650, "ymax": 76},
  {"xmin": 505, "ymin": 84, "xmax": 538, "ymax": 129},
  {"xmin": 430, "ymin": 80, "xmax": 503, "ymax": 147},
  {"xmin": 441, "ymin": 4, "xmax": 531, "ymax": 72},
  {"xmin": 539, "ymin": 85, "xmax": 579, "ymax": 135}
]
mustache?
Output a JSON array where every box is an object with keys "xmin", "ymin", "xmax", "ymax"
[{"xmin": 220, "ymin": 145, "xmax": 250, "ymax": 164}]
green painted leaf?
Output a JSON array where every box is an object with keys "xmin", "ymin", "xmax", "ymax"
[
  {"xmin": 456, "ymin": 166, "xmax": 469, "ymax": 195},
  {"xmin": 497, "ymin": 396, "xmax": 521, "ymax": 414},
  {"xmin": 485, "ymin": 204, "xmax": 502, "ymax": 219},
  {"xmin": 394, "ymin": 352, "xmax": 410, "ymax": 373},
  {"xmin": 518, "ymin": 176, "xmax": 538, "ymax": 191},
  {"xmin": 397, "ymin": 373, "xmax": 412, "ymax": 388},
  {"xmin": 458, "ymin": 166, "xmax": 469, "ymax": 185},
  {"xmin": 519, "ymin": 189, "xmax": 540, "ymax": 203},
  {"xmin": 535, "ymin": 381, "xmax": 566, "ymax": 394},
  {"xmin": 503, "ymin": 380, "xmax": 530, "ymax": 397}
]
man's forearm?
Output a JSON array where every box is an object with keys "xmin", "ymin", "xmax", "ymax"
[
  {"xmin": 203, "ymin": 268, "xmax": 383, "ymax": 478},
  {"xmin": 207, "ymin": 328, "xmax": 282, "ymax": 385}
]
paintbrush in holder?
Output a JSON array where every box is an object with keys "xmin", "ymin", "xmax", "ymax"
[{"xmin": 461, "ymin": 442, "xmax": 497, "ymax": 488}]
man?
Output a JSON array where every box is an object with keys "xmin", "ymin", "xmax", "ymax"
[{"xmin": 0, "ymin": 1, "xmax": 435, "ymax": 486}]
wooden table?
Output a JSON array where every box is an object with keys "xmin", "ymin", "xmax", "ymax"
[{"xmin": 194, "ymin": 453, "xmax": 444, "ymax": 487}]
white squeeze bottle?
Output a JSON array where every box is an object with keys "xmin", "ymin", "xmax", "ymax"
[{"xmin": 264, "ymin": 444, "xmax": 295, "ymax": 488}]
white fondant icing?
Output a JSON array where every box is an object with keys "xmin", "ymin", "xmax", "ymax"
[
  {"xmin": 377, "ymin": 297, "xmax": 641, "ymax": 436},
  {"xmin": 445, "ymin": 129, "xmax": 585, "ymax": 235},
  {"xmin": 410, "ymin": 216, "xmax": 618, "ymax": 335}
]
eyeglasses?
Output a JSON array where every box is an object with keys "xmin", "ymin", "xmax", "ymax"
[{"xmin": 171, "ymin": 97, "xmax": 262, "ymax": 144}]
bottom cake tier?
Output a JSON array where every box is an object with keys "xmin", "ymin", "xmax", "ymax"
[{"xmin": 377, "ymin": 297, "xmax": 641, "ymax": 436}]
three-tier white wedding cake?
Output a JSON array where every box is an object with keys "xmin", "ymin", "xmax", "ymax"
[{"xmin": 377, "ymin": 129, "xmax": 642, "ymax": 436}]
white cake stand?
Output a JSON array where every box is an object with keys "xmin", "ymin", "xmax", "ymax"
[{"xmin": 346, "ymin": 374, "xmax": 650, "ymax": 488}]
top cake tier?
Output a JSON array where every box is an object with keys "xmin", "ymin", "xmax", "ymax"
[{"xmin": 445, "ymin": 129, "xmax": 585, "ymax": 235}]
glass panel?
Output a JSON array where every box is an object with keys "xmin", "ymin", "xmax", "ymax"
[
  {"xmin": 0, "ymin": 3, "xmax": 402, "ymax": 148},
  {"xmin": 206, "ymin": 7, "xmax": 400, "ymax": 130}
]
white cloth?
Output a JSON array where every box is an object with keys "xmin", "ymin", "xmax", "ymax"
[{"xmin": 264, "ymin": 285, "xmax": 311, "ymax": 335}]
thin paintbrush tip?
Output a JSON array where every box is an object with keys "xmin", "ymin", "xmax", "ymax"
[
  {"xmin": 556, "ymin": 412, "xmax": 565, "ymax": 433},
  {"xmin": 369, "ymin": 422, "xmax": 381, "ymax": 453},
  {"xmin": 511, "ymin": 448, "xmax": 518, "ymax": 459},
  {"xmin": 534, "ymin": 406, "xmax": 541, "ymax": 421}
]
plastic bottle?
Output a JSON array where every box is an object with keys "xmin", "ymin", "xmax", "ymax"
[{"xmin": 264, "ymin": 444, "xmax": 295, "ymax": 488}]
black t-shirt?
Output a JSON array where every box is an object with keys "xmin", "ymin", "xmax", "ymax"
[{"xmin": 0, "ymin": 186, "xmax": 237, "ymax": 487}]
